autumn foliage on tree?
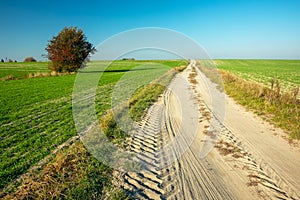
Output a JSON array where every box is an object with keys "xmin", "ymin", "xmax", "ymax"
[{"xmin": 45, "ymin": 27, "xmax": 96, "ymax": 72}]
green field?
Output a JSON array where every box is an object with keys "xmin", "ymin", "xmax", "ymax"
[
  {"xmin": 0, "ymin": 60, "xmax": 187, "ymax": 192},
  {"xmin": 0, "ymin": 62, "xmax": 50, "ymax": 79},
  {"xmin": 215, "ymin": 60, "xmax": 300, "ymax": 92}
]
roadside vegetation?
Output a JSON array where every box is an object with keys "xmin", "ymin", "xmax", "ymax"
[
  {"xmin": 100, "ymin": 64, "xmax": 187, "ymax": 147},
  {"xmin": 129, "ymin": 65, "xmax": 186, "ymax": 121},
  {"xmin": 216, "ymin": 60, "xmax": 300, "ymax": 97},
  {"xmin": 2, "ymin": 141, "xmax": 112, "ymax": 199},
  {"xmin": 0, "ymin": 60, "xmax": 187, "ymax": 199},
  {"xmin": 220, "ymin": 71, "xmax": 299, "ymax": 139},
  {"xmin": 198, "ymin": 60, "xmax": 300, "ymax": 139}
]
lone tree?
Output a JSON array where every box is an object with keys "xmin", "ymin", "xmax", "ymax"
[{"xmin": 45, "ymin": 27, "xmax": 96, "ymax": 72}]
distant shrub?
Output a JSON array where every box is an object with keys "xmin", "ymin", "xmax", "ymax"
[
  {"xmin": 24, "ymin": 57, "xmax": 37, "ymax": 62},
  {"xmin": 8, "ymin": 59, "xmax": 13, "ymax": 62},
  {"xmin": 122, "ymin": 58, "xmax": 135, "ymax": 61},
  {"xmin": 1, "ymin": 59, "xmax": 4, "ymax": 62}
]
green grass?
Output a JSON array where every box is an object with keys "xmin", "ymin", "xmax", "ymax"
[
  {"xmin": 129, "ymin": 67, "xmax": 182, "ymax": 121},
  {"xmin": 0, "ymin": 60, "xmax": 186, "ymax": 194},
  {"xmin": 202, "ymin": 60, "xmax": 300, "ymax": 139},
  {"xmin": 215, "ymin": 60, "xmax": 300, "ymax": 92},
  {"xmin": 0, "ymin": 62, "xmax": 50, "ymax": 79}
]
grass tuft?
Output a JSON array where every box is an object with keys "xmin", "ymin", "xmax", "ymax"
[{"xmin": 100, "ymin": 110, "xmax": 128, "ymax": 146}]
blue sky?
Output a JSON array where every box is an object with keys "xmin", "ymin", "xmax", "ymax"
[{"xmin": 0, "ymin": 0, "xmax": 299, "ymax": 61}]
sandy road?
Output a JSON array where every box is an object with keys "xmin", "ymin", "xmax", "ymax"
[{"xmin": 119, "ymin": 60, "xmax": 300, "ymax": 199}]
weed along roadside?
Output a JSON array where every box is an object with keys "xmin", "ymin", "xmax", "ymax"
[
  {"xmin": 196, "ymin": 60, "xmax": 300, "ymax": 139},
  {"xmin": 216, "ymin": 67, "xmax": 299, "ymax": 139}
]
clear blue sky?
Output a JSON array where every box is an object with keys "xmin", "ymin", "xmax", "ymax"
[{"xmin": 0, "ymin": 0, "xmax": 299, "ymax": 61}]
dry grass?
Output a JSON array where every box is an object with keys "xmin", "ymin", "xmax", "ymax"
[
  {"xmin": 220, "ymin": 70, "xmax": 300, "ymax": 139},
  {"xmin": 1, "ymin": 142, "xmax": 112, "ymax": 200},
  {"xmin": 215, "ymin": 140, "xmax": 244, "ymax": 158},
  {"xmin": 221, "ymin": 71, "xmax": 299, "ymax": 104},
  {"xmin": 0, "ymin": 75, "xmax": 18, "ymax": 81},
  {"xmin": 188, "ymin": 66, "xmax": 198, "ymax": 85},
  {"xmin": 174, "ymin": 65, "xmax": 187, "ymax": 72},
  {"xmin": 26, "ymin": 71, "xmax": 76, "ymax": 79}
]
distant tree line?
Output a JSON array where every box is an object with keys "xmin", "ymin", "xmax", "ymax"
[
  {"xmin": 1, "ymin": 58, "xmax": 17, "ymax": 62},
  {"xmin": 0, "ymin": 57, "xmax": 37, "ymax": 63},
  {"xmin": 122, "ymin": 58, "xmax": 135, "ymax": 61}
]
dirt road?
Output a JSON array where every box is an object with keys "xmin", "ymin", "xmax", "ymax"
[{"xmin": 119, "ymin": 60, "xmax": 300, "ymax": 199}]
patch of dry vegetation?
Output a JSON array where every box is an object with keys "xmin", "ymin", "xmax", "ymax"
[
  {"xmin": 215, "ymin": 140, "xmax": 245, "ymax": 158},
  {"xmin": 174, "ymin": 65, "xmax": 187, "ymax": 72},
  {"xmin": 1, "ymin": 142, "xmax": 113, "ymax": 200},
  {"xmin": 1, "ymin": 71, "xmax": 76, "ymax": 81},
  {"xmin": 27, "ymin": 71, "xmax": 75, "ymax": 79},
  {"xmin": 0, "ymin": 75, "xmax": 18, "ymax": 81},
  {"xmin": 188, "ymin": 66, "xmax": 198, "ymax": 85},
  {"xmin": 220, "ymin": 70, "xmax": 300, "ymax": 139}
]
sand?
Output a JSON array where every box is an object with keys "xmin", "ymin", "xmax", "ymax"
[{"xmin": 119, "ymin": 60, "xmax": 300, "ymax": 199}]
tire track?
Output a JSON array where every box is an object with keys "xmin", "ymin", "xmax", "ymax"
[
  {"xmin": 193, "ymin": 61, "xmax": 300, "ymax": 199},
  {"xmin": 120, "ymin": 63, "xmax": 235, "ymax": 199},
  {"xmin": 122, "ymin": 102, "xmax": 180, "ymax": 199}
]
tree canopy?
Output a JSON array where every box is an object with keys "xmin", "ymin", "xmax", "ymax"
[{"xmin": 45, "ymin": 27, "xmax": 96, "ymax": 72}]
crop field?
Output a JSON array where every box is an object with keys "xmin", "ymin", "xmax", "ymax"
[
  {"xmin": 215, "ymin": 60, "xmax": 300, "ymax": 92},
  {"xmin": 0, "ymin": 60, "xmax": 187, "ymax": 192},
  {"xmin": 0, "ymin": 62, "xmax": 50, "ymax": 79}
]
